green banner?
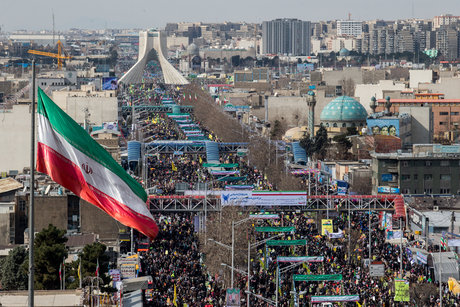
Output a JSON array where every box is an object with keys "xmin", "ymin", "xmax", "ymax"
[
  {"xmin": 255, "ymin": 226, "xmax": 295, "ymax": 232},
  {"xmin": 293, "ymin": 274, "xmax": 343, "ymax": 282},
  {"xmin": 202, "ymin": 163, "xmax": 239, "ymax": 168},
  {"xmin": 394, "ymin": 279, "xmax": 410, "ymax": 302},
  {"xmin": 266, "ymin": 239, "xmax": 306, "ymax": 246},
  {"xmin": 217, "ymin": 176, "xmax": 246, "ymax": 182}
]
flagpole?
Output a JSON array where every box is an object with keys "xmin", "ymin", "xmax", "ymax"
[
  {"xmin": 79, "ymin": 256, "xmax": 82, "ymax": 289},
  {"xmin": 28, "ymin": 59, "xmax": 36, "ymax": 307}
]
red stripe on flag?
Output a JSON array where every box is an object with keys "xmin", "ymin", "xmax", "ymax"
[{"xmin": 37, "ymin": 142, "xmax": 158, "ymax": 239}]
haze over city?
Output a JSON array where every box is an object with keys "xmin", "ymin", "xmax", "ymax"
[{"xmin": 1, "ymin": 0, "xmax": 459, "ymax": 30}]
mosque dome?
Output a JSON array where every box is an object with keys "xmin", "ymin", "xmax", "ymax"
[
  {"xmin": 320, "ymin": 96, "xmax": 368, "ymax": 128},
  {"xmin": 187, "ymin": 43, "xmax": 200, "ymax": 56},
  {"xmin": 339, "ymin": 48, "xmax": 350, "ymax": 57}
]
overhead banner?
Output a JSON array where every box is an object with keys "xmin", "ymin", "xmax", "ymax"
[
  {"xmin": 327, "ymin": 229, "xmax": 344, "ymax": 239},
  {"xmin": 321, "ymin": 219, "xmax": 334, "ymax": 235},
  {"xmin": 266, "ymin": 239, "xmax": 306, "ymax": 246},
  {"xmin": 311, "ymin": 295, "xmax": 359, "ymax": 303},
  {"xmin": 277, "ymin": 256, "xmax": 324, "ymax": 263},
  {"xmin": 394, "ymin": 279, "xmax": 410, "ymax": 302},
  {"xmin": 220, "ymin": 191, "xmax": 307, "ymax": 207},
  {"xmin": 255, "ymin": 226, "xmax": 295, "ymax": 232},
  {"xmin": 448, "ymin": 239, "xmax": 460, "ymax": 247},
  {"xmin": 294, "ymin": 274, "xmax": 343, "ymax": 282}
]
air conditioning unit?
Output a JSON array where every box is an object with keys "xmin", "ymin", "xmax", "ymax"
[{"xmin": 433, "ymin": 206, "xmax": 439, "ymax": 211}]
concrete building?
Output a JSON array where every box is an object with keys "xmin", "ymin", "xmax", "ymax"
[
  {"xmin": 436, "ymin": 28, "xmax": 459, "ymax": 61},
  {"xmin": 262, "ymin": 19, "xmax": 311, "ymax": 56},
  {"xmin": 52, "ymin": 84, "xmax": 117, "ymax": 126},
  {"xmin": 337, "ymin": 20, "xmax": 363, "ymax": 37},
  {"xmin": 433, "ymin": 15, "xmax": 460, "ymax": 29},
  {"xmin": 409, "ymin": 70, "xmax": 433, "ymax": 89},
  {"xmin": 355, "ymin": 80, "xmax": 407, "ymax": 113},
  {"xmin": 9, "ymin": 34, "xmax": 66, "ymax": 46},
  {"xmin": 399, "ymin": 106, "xmax": 433, "ymax": 144},
  {"xmin": 371, "ymin": 144, "xmax": 460, "ymax": 195},
  {"xmin": 366, "ymin": 113, "xmax": 412, "ymax": 149},
  {"xmin": 0, "ymin": 104, "xmax": 33, "ymax": 173},
  {"xmin": 376, "ymin": 97, "xmax": 460, "ymax": 142}
]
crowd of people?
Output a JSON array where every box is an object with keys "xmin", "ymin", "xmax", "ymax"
[
  {"xmin": 140, "ymin": 214, "xmax": 225, "ymax": 306},
  {"xmin": 232, "ymin": 212, "xmax": 460, "ymax": 306},
  {"xmin": 120, "ymin": 76, "xmax": 459, "ymax": 306}
]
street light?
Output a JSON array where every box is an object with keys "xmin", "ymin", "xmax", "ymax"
[{"xmin": 231, "ymin": 214, "xmax": 279, "ymax": 288}]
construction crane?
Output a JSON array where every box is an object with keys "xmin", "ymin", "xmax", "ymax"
[{"xmin": 28, "ymin": 40, "xmax": 71, "ymax": 69}]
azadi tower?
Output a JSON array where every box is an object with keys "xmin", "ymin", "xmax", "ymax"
[{"xmin": 119, "ymin": 30, "xmax": 189, "ymax": 85}]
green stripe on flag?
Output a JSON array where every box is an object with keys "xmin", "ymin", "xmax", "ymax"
[{"xmin": 37, "ymin": 87, "xmax": 147, "ymax": 202}]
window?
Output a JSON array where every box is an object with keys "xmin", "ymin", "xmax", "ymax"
[
  {"xmin": 19, "ymin": 200, "xmax": 26, "ymax": 212},
  {"xmin": 440, "ymin": 112, "xmax": 449, "ymax": 115},
  {"xmin": 402, "ymin": 161, "xmax": 409, "ymax": 167},
  {"xmin": 402, "ymin": 188, "xmax": 411, "ymax": 194},
  {"xmin": 401, "ymin": 174, "xmax": 411, "ymax": 181},
  {"xmin": 439, "ymin": 122, "xmax": 447, "ymax": 125},
  {"xmin": 425, "ymin": 161, "xmax": 432, "ymax": 167},
  {"xmin": 440, "ymin": 161, "xmax": 450, "ymax": 167},
  {"xmin": 414, "ymin": 174, "xmax": 418, "ymax": 180},
  {"xmin": 451, "ymin": 112, "xmax": 459, "ymax": 116},
  {"xmin": 440, "ymin": 174, "xmax": 451, "ymax": 181},
  {"xmin": 424, "ymin": 188, "xmax": 432, "ymax": 194},
  {"xmin": 424, "ymin": 174, "xmax": 433, "ymax": 181},
  {"xmin": 333, "ymin": 123, "xmax": 338, "ymax": 127},
  {"xmin": 342, "ymin": 123, "xmax": 346, "ymax": 128},
  {"xmin": 440, "ymin": 188, "xmax": 451, "ymax": 194}
]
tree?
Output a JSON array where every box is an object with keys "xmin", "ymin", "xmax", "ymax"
[
  {"xmin": 332, "ymin": 134, "xmax": 352, "ymax": 160},
  {"xmin": 34, "ymin": 224, "xmax": 68, "ymax": 290},
  {"xmin": 0, "ymin": 246, "xmax": 28, "ymax": 290},
  {"xmin": 299, "ymin": 124, "xmax": 329, "ymax": 160},
  {"xmin": 270, "ymin": 120, "xmax": 286, "ymax": 139},
  {"xmin": 314, "ymin": 124, "xmax": 329, "ymax": 160},
  {"xmin": 79, "ymin": 242, "xmax": 111, "ymax": 290}
]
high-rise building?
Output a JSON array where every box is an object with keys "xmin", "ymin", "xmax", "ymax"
[
  {"xmin": 262, "ymin": 18, "xmax": 311, "ymax": 56},
  {"xmin": 433, "ymin": 15, "xmax": 460, "ymax": 29},
  {"xmin": 436, "ymin": 28, "xmax": 459, "ymax": 60},
  {"xmin": 337, "ymin": 20, "xmax": 363, "ymax": 37}
]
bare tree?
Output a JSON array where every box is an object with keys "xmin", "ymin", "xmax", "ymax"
[{"xmin": 341, "ymin": 78, "xmax": 356, "ymax": 97}]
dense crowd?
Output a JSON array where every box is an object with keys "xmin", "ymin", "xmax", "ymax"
[
  {"xmin": 121, "ymin": 77, "xmax": 459, "ymax": 306},
  {"xmin": 233, "ymin": 212, "xmax": 460, "ymax": 306},
  {"xmin": 140, "ymin": 214, "xmax": 225, "ymax": 306}
]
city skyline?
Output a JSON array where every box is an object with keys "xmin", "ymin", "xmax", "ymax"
[{"xmin": 1, "ymin": 0, "xmax": 459, "ymax": 31}]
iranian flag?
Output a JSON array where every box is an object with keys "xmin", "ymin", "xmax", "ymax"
[{"xmin": 36, "ymin": 88, "xmax": 158, "ymax": 239}]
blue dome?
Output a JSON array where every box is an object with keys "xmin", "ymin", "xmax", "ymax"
[
  {"xmin": 339, "ymin": 48, "xmax": 350, "ymax": 56},
  {"xmin": 320, "ymin": 96, "xmax": 368, "ymax": 122}
]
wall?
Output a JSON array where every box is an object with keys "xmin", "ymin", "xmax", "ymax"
[
  {"xmin": 399, "ymin": 106, "xmax": 432, "ymax": 144},
  {"xmin": 323, "ymin": 67, "xmax": 362, "ymax": 86},
  {"xmin": 418, "ymin": 77, "xmax": 460, "ymax": 99},
  {"xmin": 0, "ymin": 105, "xmax": 34, "ymax": 173},
  {"xmin": 409, "ymin": 70, "xmax": 433, "ymax": 89},
  {"xmin": 80, "ymin": 200, "xmax": 124, "ymax": 240},
  {"xmin": 34, "ymin": 196, "xmax": 68, "ymax": 232},
  {"xmin": 52, "ymin": 91, "xmax": 117, "ymax": 125},
  {"xmin": 355, "ymin": 80, "xmax": 406, "ymax": 113}
]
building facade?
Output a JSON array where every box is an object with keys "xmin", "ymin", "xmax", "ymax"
[
  {"xmin": 372, "ymin": 144, "xmax": 460, "ymax": 195},
  {"xmin": 337, "ymin": 20, "xmax": 363, "ymax": 37},
  {"xmin": 262, "ymin": 19, "xmax": 311, "ymax": 56}
]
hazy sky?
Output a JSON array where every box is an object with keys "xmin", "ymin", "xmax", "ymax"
[{"xmin": 2, "ymin": 0, "xmax": 459, "ymax": 31}]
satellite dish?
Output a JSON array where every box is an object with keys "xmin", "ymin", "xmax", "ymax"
[{"xmin": 45, "ymin": 185, "xmax": 51, "ymax": 195}]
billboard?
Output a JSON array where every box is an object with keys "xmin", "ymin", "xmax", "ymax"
[
  {"xmin": 297, "ymin": 63, "xmax": 314, "ymax": 72},
  {"xmin": 367, "ymin": 118, "xmax": 400, "ymax": 137},
  {"xmin": 102, "ymin": 77, "xmax": 118, "ymax": 90},
  {"xmin": 378, "ymin": 186, "xmax": 400, "ymax": 194},
  {"xmin": 220, "ymin": 191, "xmax": 307, "ymax": 206}
]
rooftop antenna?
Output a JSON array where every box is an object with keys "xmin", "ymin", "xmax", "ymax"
[
  {"xmin": 52, "ymin": 9, "xmax": 55, "ymax": 45},
  {"xmin": 411, "ymin": 0, "xmax": 414, "ymax": 18},
  {"xmin": 348, "ymin": 13, "xmax": 351, "ymax": 21}
]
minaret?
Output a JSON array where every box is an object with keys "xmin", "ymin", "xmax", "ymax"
[
  {"xmin": 306, "ymin": 90, "xmax": 316, "ymax": 138},
  {"xmin": 385, "ymin": 96, "xmax": 392, "ymax": 114},
  {"xmin": 370, "ymin": 96, "xmax": 377, "ymax": 114}
]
